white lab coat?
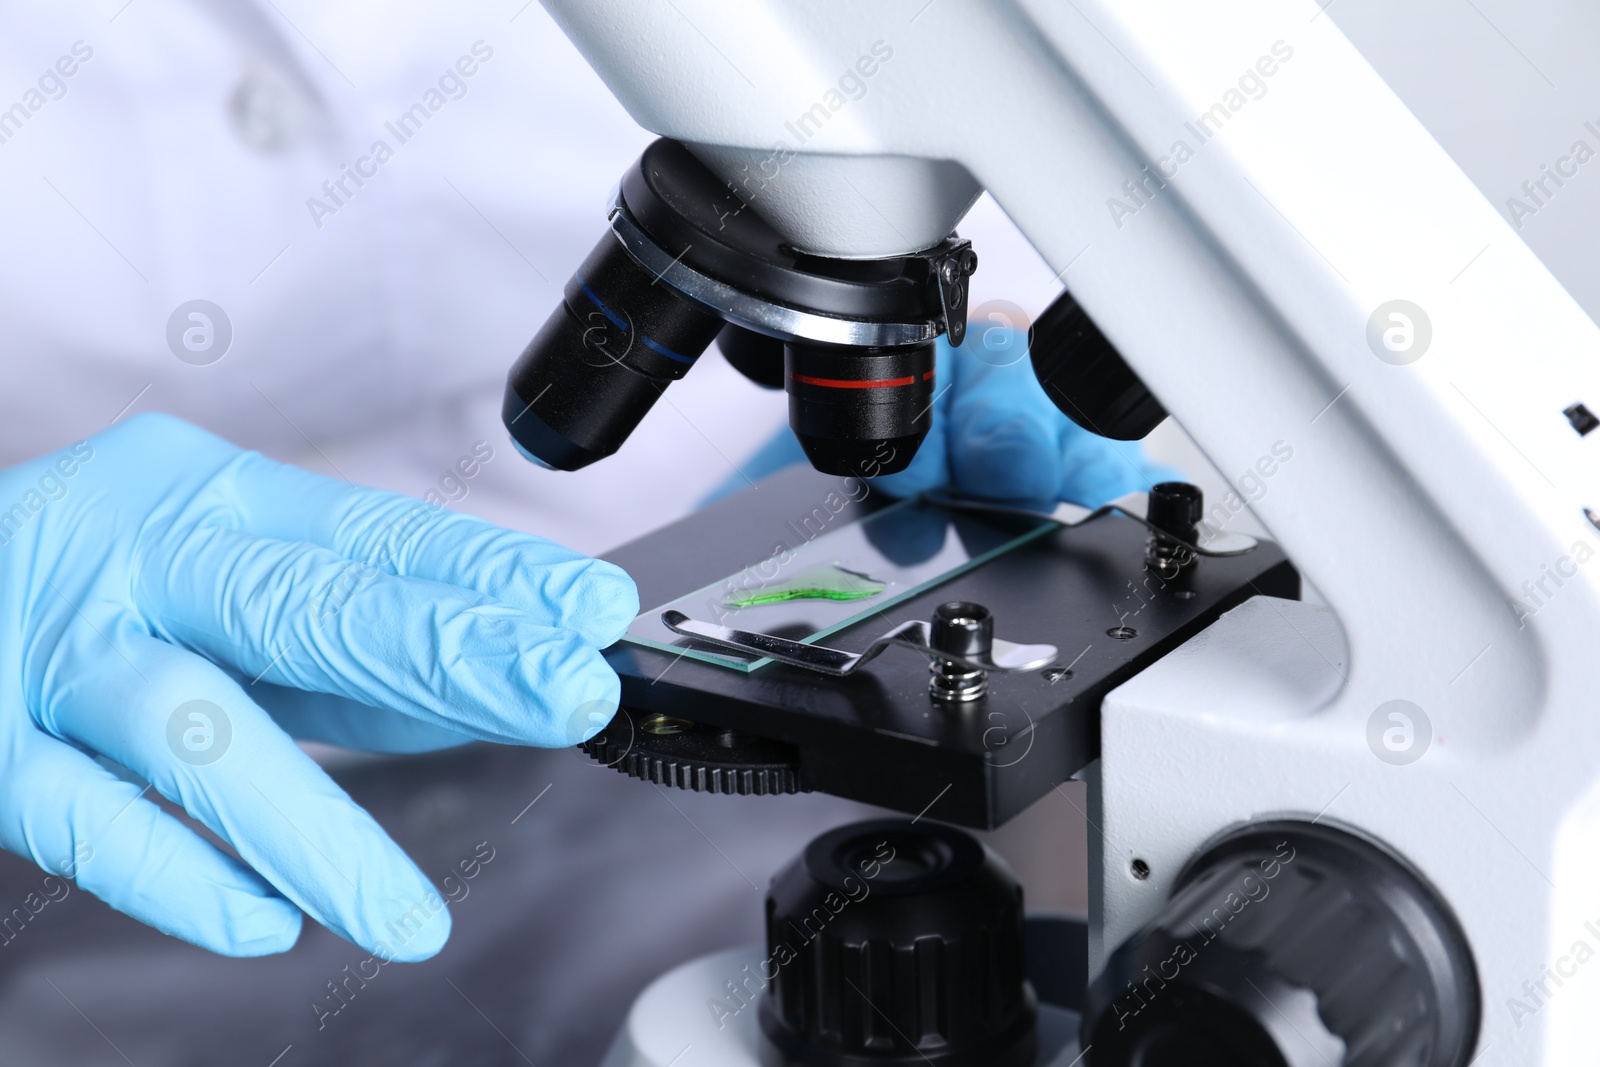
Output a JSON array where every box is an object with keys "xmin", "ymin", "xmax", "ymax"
[{"xmin": 0, "ymin": 0, "xmax": 800, "ymax": 556}]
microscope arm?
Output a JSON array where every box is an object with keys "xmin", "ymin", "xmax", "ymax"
[{"xmin": 542, "ymin": 2, "xmax": 1600, "ymax": 1061}]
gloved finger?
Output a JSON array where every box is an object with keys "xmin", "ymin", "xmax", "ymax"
[
  {"xmin": 43, "ymin": 633, "xmax": 453, "ymax": 961},
  {"xmin": 962, "ymin": 326, "xmax": 1182, "ymax": 504},
  {"xmin": 137, "ymin": 525, "xmax": 618, "ymax": 746},
  {"xmin": 946, "ymin": 327, "xmax": 1184, "ymax": 506},
  {"xmin": 213, "ymin": 449, "xmax": 635, "ymax": 647},
  {"xmin": 244, "ymin": 681, "xmax": 476, "ymax": 754},
  {"xmin": 1057, "ymin": 423, "xmax": 1185, "ymax": 506},
  {"xmin": 943, "ymin": 339, "xmax": 1066, "ymax": 504},
  {"xmin": 0, "ymin": 725, "xmax": 302, "ymax": 957}
]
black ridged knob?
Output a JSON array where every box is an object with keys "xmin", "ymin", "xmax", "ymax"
[
  {"xmin": 1082, "ymin": 822, "xmax": 1480, "ymax": 1067},
  {"xmin": 761, "ymin": 820, "xmax": 1037, "ymax": 1067}
]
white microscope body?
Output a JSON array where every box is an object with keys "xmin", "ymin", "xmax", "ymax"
[{"xmin": 541, "ymin": 2, "xmax": 1600, "ymax": 1063}]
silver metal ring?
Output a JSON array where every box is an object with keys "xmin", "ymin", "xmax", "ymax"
[{"xmin": 607, "ymin": 201, "xmax": 939, "ymax": 348}]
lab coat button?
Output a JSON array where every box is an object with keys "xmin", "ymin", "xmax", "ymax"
[{"xmin": 228, "ymin": 68, "xmax": 306, "ymax": 152}]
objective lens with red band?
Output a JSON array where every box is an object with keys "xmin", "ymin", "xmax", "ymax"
[
  {"xmin": 785, "ymin": 340, "xmax": 936, "ymax": 477},
  {"xmin": 789, "ymin": 369, "xmax": 937, "ymax": 390}
]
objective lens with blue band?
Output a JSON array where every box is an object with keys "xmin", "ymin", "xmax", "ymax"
[
  {"xmin": 575, "ymin": 280, "xmax": 700, "ymax": 366},
  {"xmin": 502, "ymin": 227, "xmax": 724, "ymax": 472}
]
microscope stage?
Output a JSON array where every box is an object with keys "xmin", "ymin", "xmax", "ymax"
[{"xmin": 601, "ymin": 466, "xmax": 1297, "ymax": 829}]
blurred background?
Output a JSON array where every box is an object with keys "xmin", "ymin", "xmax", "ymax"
[{"xmin": 0, "ymin": 0, "xmax": 1596, "ymax": 1062}]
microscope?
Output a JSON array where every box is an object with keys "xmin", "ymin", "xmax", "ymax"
[{"xmin": 502, "ymin": 2, "xmax": 1600, "ymax": 1064}]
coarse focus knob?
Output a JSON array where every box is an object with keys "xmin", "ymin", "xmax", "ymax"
[
  {"xmin": 1081, "ymin": 821, "xmax": 1481, "ymax": 1067},
  {"xmin": 760, "ymin": 820, "xmax": 1037, "ymax": 1067}
]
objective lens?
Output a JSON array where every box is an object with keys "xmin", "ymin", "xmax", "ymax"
[
  {"xmin": 716, "ymin": 324, "xmax": 785, "ymax": 390},
  {"xmin": 1029, "ymin": 288, "xmax": 1166, "ymax": 441},
  {"xmin": 785, "ymin": 340, "xmax": 934, "ymax": 478},
  {"xmin": 502, "ymin": 233, "xmax": 725, "ymax": 471}
]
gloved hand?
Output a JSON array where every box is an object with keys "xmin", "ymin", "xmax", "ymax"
[
  {"xmin": 873, "ymin": 329, "xmax": 1180, "ymax": 505},
  {"xmin": 710, "ymin": 328, "xmax": 1179, "ymax": 505},
  {"xmin": 0, "ymin": 413, "xmax": 636, "ymax": 960}
]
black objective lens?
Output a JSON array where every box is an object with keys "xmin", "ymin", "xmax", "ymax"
[
  {"xmin": 1030, "ymin": 288, "xmax": 1166, "ymax": 441},
  {"xmin": 785, "ymin": 340, "xmax": 934, "ymax": 478},
  {"xmin": 502, "ymin": 233, "xmax": 725, "ymax": 471},
  {"xmin": 716, "ymin": 324, "xmax": 785, "ymax": 390}
]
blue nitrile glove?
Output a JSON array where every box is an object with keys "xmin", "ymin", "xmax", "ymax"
[
  {"xmin": 0, "ymin": 413, "xmax": 636, "ymax": 960},
  {"xmin": 708, "ymin": 328, "xmax": 1179, "ymax": 505}
]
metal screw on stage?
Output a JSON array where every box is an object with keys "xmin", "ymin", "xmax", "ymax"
[
  {"xmin": 1146, "ymin": 481, "xmax": 1203, "ymax": 580},
  {"xmin": 928, "ymin": 601, "xmax": 994, "ymax": 702}
]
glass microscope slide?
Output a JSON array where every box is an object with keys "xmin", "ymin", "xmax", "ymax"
[{"xmin": 623, "ymin": 497, "xmax": 1057, "ymax": 672}]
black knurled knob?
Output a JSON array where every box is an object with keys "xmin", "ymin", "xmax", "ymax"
[
  {"xmin": 760, "ymin": 819, "xmax": 1037, "ymax": 1067},
  {"xmin": 1081, "ymin": 822, "xmax": 1481, "ymax": 1067}
]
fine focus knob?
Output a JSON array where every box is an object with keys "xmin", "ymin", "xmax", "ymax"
[
  {"xmin": 1082, "ymin": 821, "xmax": 1480, "ymax": 1067},
  {"xmin": 761, "ymin": 819, "xmax": 1037, "ymax": 1067}
]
